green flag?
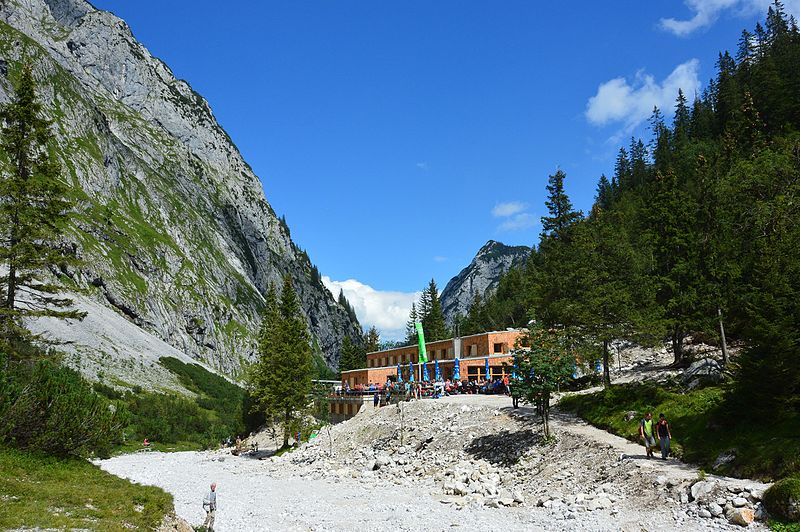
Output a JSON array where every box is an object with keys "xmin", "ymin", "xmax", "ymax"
[{"xmin": 415, "ymin": 321, "xmax": 428, "ymax": 364}]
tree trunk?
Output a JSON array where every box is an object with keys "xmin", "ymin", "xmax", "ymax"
[
  {"xmin": 541, "ymin": 394, "xmax": 550, "ymax": 439},
  {"xmin": 672, "ymin": 328, "xmax": 687, "ymax": 367},
  {"xmin": 603, "ymin": 339, "xmax": 611, "ymax": 386},
  {"xmin": 282, "ymin": 410, "xmax": 290, "ymax": 448},
  {"xmin": 4, "ymin": 257, "xmax": 15, "ymax": 311},
  {"xmin": 717, "ymin": 307, "xmax": 729, "ymax": 367}
]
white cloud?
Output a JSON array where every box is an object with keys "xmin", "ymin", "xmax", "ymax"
[
  {"xmin": 491, "ymin": 201, "xmax": 527, "ymax": 218},
  {"xmin": 433, "ymin": 256, "xmax": 448, "ymax": 263},
  {"xmin": 585, "ymin": 59, "xmax": 701, "ymax": 136},
  {"xmin": 660, "ymin": 0, "xmax": 800, "ymax": 36},
  {"xmin": 416, "ymin": 162, "xmax": 429, "ymax": 170},
  {"xmin": 323, "ymin": 276, "xmax": 419, "ymax": 341},
  {"xmin": 499, "ymin": 212, "xmax": 538, "ymax": 232}
]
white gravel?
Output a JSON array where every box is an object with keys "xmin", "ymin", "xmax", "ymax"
[
  {"xmin": 99, "ymin": 449, "xmax": 693, "ymax": 532},
  {"xmin": 98, "ymin": 394, "xmax": 766, "ymax": 531}
]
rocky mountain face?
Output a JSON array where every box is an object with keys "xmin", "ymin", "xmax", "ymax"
[
  {"xmin": 0, "ymin": 0, "xmax": 360, "ymax": 381},
  {"xmin": 440, "ymin": 240, "xmax": 530, "ymax": 326}
]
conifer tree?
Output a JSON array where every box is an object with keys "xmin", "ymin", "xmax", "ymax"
[
  {"xmin": 405, "ymin": 302, "xmax": 418, "ymax": 345},
  {"xmin": 0, "ymin": 64, "xmax": 83, "ymax": 346},
  {"xmin": 421, "ymin": 279, "xmax": 448, "ymax": 341},
  {"xmin": 364, "ymin": 326, "xmax": 380, "ymax": 353},
  {"xmin": 248, "ymin": 276, "xmax": 313, "ymax": 448},
  {"xmin": 540, "ymin": 169, "xmax": 581, "ymax": 240}
]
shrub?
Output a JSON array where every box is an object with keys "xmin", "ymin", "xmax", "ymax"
[
  {"xmin": 0, "ymin": 362, "xmax": 126, "ymax": 457},
  {"xmin": 764, "ymin": 477, "xmax": 800, "ymax": 523}
]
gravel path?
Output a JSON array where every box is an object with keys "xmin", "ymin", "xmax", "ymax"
[{"xmin": 99, "ymin": 396, "xmax": 768, "ymax": 532}]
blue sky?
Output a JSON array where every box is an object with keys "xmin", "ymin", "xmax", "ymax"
[{"xmin": 93, "ymin": 0, "xmax": 798, "ymax": 339}]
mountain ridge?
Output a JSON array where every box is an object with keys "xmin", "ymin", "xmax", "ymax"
[
  {"xmin": 440, "ymin": 240, "xmax": 531, "ymax": 326},
  {"xmin": 0, "ymin": 0, "xmax": 360, "ymax": 385}
]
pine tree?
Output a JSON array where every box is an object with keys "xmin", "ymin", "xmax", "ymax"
[
  {"xmin": 248, "ymin": 275, "xmax": 313, "ymax": 448},
  {"xmin": 364, "ymin": 326, "xmax": 380, "ymax": 353},
  {"xmin": 613, "ymin": 147, "xmax": 630, "ymax": 191},
  {"xmin": 649, "ymin": 106, "xmax": 672, "ymax": 172},
  {"xmin": 421, "ymin": 279, "xmax": 448, "ymax": 341},
  {"xmin": 0, "ymin": 64, "xmax": 84, "ymax": 346},
  {"xmin": 594, "ymin": 174, "xmax": 613, "ymax": 210},
  {"xmin": 405, "ymin": 302, "xmax": 418, "ymax": 345},
  {"xmin": 673, "ymin": 89, "xmax": 691, "ymax": 149},
  {"xmin": 338, "ymin": 335, "xmax": 353, "ymax": 372},
  {"xmin": 540, "ymin": 169, "xmax": 581, "ymax": 240},
  {"xmin": 628, "ymin": 138, "xmax": 649, "ymax": 188}
]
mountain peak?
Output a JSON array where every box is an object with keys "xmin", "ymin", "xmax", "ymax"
[{"xmin": 440, "ymin": 241, "xmax": 531, "ymax": 325}]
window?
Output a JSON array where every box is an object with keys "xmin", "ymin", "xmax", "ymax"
[{"xmin": 493, "ymin": 343, "xmax": 503, "ymax": 353}]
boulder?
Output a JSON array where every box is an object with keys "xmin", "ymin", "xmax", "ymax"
[
  {"xmin": 713, "ymin": 449, "xmax": 737, "ymax": 470},
  {"xmin": 683, "ymin": 358, "xmax": 724, "ymax": 384},
  {"xmin": 709, "ymin": 502, "xmax": 724, "ymax": 517},
  {"xmin": 691, "ymin": 481, "xmax": 716, "ymax": 502},
  {"xmin": 763, "ymin": 476, "xmax": 800, "ymax": 522},
  {"xmin": 729, "ymin": 508, "xmax": 755, "ymax": 526},
  {"xmin": 732, "ymin": 497, "xmax": 749, "ymax": 508}
]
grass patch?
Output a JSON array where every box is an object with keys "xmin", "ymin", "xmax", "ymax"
[
  {"xmin": 0, "ymin": 447, "xmax": 172, "ymax": 531},
  {"xmin": 559, "ymin": 382, "xmax": 800, "ymax": 481}
]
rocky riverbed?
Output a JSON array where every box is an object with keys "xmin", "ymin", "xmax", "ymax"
[{"xmin": 100, "ymin": 395, "xmax": 768, "ymax": 531}]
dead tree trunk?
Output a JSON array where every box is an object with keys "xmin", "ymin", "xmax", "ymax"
[{"xmin": 717, "ymin": 307, "xmax": 729, "ymax": 367}]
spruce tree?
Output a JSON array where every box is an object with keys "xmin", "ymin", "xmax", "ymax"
[
  {"xmin": 248, "ymin": 276, "xmax": 313, "ymax": 448},
  {"xmin": 0, "ymin": 64, "xmax": 83, "ymax": 345},
  {"xmin": 364, "ymin": 326, "xmax": 380, "ymax": 353},
  {"xmin": 421, "ymin": 279, "xmax": 448, "ymax": 341},
  {"xmin": 405, "ymin": 302, "xmax": 418, "ymax": 345},
  {"xmin": 540, "ymin": 169, "xmax": 581, "ymax": 240}
]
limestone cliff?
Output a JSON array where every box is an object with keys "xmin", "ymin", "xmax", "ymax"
[
  {"xmin": 0, "ymin": 0, "xmax": 360, "ymax": 381},
  {"xmin": 440, "ymin": 240, "xmax": 530, "ymax": 326}
]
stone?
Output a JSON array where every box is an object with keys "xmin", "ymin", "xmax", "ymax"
[
  {"xmin": 729, "ymin": 508, "xmax": 755, "ymax": 526},
  {"xmin": 484, "ymin": 498, "xmax": 501, "ymax": 508},
  {"xmin": 691, "ymin": 481, "xmax": 715, "ymax": 502},
  {"xmin": 732, "ymin": 497, "xmax": 748, "ymax": 508},
  {"xmin": 654, "ymin": 475, "xmax": 668, "ymax": 486},
  {"xmin": 713, "ymin": 450, "xmax": 737, "ymax": 470},
  {"xmin": 624, "ymin": 411, "xmax": 638, "ymax": 422},
  {"xmin": 453, "ymin": 482, "xmax": 469, "ymax": 496},
  {"xmin": 699, "ymin": 509, "xmax": 712, "ymax": 518},
  {"xmin": 709, "ymin": 502, "xmax": 724, "ymax": 517},
  {"xmin": 498, "ymin": 497, "xmax": 515, "ymax": 507},
  {"xmin": 512, "ymin": 491, "xmax": 525, "ymax": 504},
  {"xmin": 439, "ymin": 495, "xmax": 465, "ymax": 505}
]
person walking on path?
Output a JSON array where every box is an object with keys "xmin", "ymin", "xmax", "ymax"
[
  {"xmin": 202, "ymin": 482, "xmax": 217, "ymax": 531},
  {"xmin": 656, "ymin": 413, "xmax": 672, "ymax": 460},
  {"xmin": 373, "ymin": 391, "xmax": 379, "ymax": 408},
  {"xmin": 639, "ymin": 412, "xmax": 656, "ymax": 459}
]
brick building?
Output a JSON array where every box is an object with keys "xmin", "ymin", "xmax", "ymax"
[{"xmin": 340, "ymin": 329, "xmax": 525, "ymax": 388}]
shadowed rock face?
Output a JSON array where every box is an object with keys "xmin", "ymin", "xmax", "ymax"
[
  {"xmin": 440, "ymin": 240, "xmax": 531, "ymax": 326},
  {"xmin": 0, "ymin": 0, "xmax": 360, "ymax": 378}
]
